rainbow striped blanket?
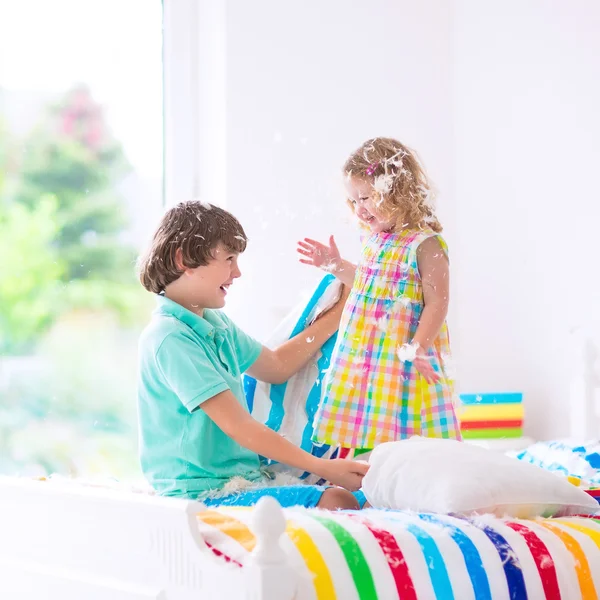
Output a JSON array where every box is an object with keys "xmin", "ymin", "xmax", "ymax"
[{"xmin": 197, "ymin": 506, "xmax": 600, "ymax": 599}]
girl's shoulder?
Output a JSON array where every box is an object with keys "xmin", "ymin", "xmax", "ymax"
[{"xmin": 408, "ymin": 229, "xmax": 448, "ymax": 254}]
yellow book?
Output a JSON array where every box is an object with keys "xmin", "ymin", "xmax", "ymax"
[{"xmin": 457, "ymin": 404, "xmax": 524, "ymax": 421}]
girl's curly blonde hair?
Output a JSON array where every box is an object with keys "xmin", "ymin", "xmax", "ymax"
[{"xmin": 343, "ymin": 137, "xmax": 442, "ymax": 233}]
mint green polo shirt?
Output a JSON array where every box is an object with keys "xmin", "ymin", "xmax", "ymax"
[{"xmin": 137, "ymin": 295, "xmax": 264, "ymax": 498}]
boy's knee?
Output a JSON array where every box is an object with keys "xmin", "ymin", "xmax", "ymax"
[{"xmin": 317, "ymin": 487, "xmax": 360, "ymax": 510}]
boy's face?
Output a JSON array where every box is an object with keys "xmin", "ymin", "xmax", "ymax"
[{"xmin": 187, "ymin": 243, "xmax": 242, "ymax": 311}]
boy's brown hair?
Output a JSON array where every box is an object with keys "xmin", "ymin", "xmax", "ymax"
[{"xmin": 138, "ymin": 201, "xmax": 248, "ymax": 294}]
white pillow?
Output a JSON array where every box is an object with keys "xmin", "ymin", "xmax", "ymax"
[{"xmin": 362, "ymin": 437, "xmax": 600, "ymax": 518}]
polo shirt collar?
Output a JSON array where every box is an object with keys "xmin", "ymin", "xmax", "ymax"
[{"xmin": 155, "ymin": 294, "xmax": 228, "ymax": 339}]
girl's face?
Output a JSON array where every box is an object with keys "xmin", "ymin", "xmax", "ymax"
[{"xmin": 345, "ymin": 176, "xmax": 395, "ymax": 233}]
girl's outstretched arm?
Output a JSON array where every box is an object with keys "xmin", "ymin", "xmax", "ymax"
[{"xmin": 297, "ymin": 235, "xmax": 356, "ymax": 286}]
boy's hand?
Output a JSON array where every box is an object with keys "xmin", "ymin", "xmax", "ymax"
[
  {"xmin": 316, "ymin": 458, "xmax": 369, "ymax": 491},
  {"xmin": 297, "ymin": 236, "xmax": 343, "ymax": 272}
]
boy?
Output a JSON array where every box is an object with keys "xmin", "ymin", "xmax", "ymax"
[{"xmin": 137, "ymin": 201, "xmax": 368, "ymax": 509}]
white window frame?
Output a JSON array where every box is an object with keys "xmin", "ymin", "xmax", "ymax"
[{"xmin": 162, "ymin": 0, "xmax": 227, "ymax": 208}]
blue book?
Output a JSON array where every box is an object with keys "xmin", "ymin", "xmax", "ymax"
[{"xmin": 459, "ymin": 392, "xmax": 523, "ymax": 406}]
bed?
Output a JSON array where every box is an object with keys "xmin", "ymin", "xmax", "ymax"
[
  {"xmin": 2, "ymin": 312, "xmax": 600, "ymax": 599},
  {"xmin": 1, "ymin": 476, "xmax": 599, "ymax": 600}
]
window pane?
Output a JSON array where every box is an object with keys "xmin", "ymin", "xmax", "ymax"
[{"xmin": 0, "ymin": 0, "xmax": 163, "ymax": 483}]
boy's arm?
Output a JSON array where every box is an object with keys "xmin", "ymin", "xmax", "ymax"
[
  {"xmin": 153, "ymin": 335, "xmax": 368, "ymax": 491},
  {"xmin": 246, "ymin": 286, "xmax": 350, "ymax": 385},
  {"xmin": 201, "ymin": 389, "xmax": 368, "ymax": 491}
]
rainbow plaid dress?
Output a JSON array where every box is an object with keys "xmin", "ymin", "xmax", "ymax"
[{"xmin": 313, "ymin": 229, "xmax": 461, "ymax": 449}]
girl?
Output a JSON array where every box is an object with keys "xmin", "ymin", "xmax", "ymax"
[{"xmin": 297, "ymin": 137, "xmax": 461, "ymax": 457}]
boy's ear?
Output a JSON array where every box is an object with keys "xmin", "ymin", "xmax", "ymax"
[{"xmin": 174, "ymin": 248, "xmax": 186, "ymax": 271}]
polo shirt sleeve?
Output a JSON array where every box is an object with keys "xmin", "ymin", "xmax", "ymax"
[
  {"xmin": 220, "ymin": 313, "xmax": 263, "ymax": 373},
  {"xmin": 156, "ymin": 332, "xmax": 229, "ymax": 412}
]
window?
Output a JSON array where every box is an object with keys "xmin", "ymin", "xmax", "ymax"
[{"xmin": 0, "ymin": 0, "xmax": 163, "ymax": 482}]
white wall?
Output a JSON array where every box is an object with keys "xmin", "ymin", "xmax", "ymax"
[
  {"xmin": 453, "ymin": 0, "xmax": 600, "ymax": 439},
  {"xmin": 198, "ymin": 0, "xmax": 455, "ymax": 340},
  {"xmin": 184, "ymin": 0, "xmax": 600, "ymax": 440}
]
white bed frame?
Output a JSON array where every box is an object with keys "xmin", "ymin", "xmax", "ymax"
[{"xmin": 0, "ymin": 477, "xmax": 296, "ymax": 600}]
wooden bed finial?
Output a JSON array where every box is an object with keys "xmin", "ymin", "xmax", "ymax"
[
  {"xmin": 251, "ymin": 495, "xmax": 287, "ymax": 565},
  {"xmin": 246, "ymin": 496, "xmax": 297, "ymax": 600}
]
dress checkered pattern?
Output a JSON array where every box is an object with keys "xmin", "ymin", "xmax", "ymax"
[{"xmin": 312, "ymin": 229, "xmax": 461, "ymax": 449}]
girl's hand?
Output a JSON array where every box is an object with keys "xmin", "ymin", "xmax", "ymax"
[
  {"xmin": 297, "ymin": 236, "xmax": 342, "ymax": 272},
  {"xmin": 316, "ymin": 458, "xmax": 369, "ymax": 491},
  {"xmin": 413, "ymin": 354, "xmax": 441, "ymax": 384},
  {"xmin": 398, "ymin": 343, "xmax": 440, "ymax": 384}
]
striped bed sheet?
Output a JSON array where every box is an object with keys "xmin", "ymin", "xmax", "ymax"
[
  {"xmin": 244, "ymin": 275, "xmax": 342, "ymax": 480},
  {"xmin": 197, "ymin": 506, "xmax": 600, "ymax": 600}
]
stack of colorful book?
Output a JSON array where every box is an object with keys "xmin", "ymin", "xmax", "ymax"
[{"xmin": 458, "ymin": 392, "xmax": 523, "ymax": 439}]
